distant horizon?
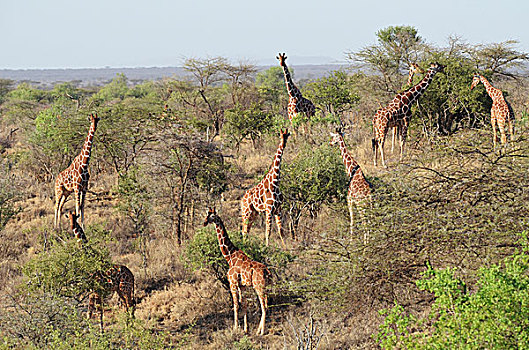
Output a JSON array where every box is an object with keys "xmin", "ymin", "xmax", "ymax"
[{"xmin": 0, "ymin": 55, "xmax": 348, "ymax": 71}]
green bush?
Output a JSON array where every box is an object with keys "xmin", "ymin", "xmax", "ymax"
[
  {"xmin": 281, "ymin": 143, "xmax": 348, "ymax": 237},
  {"xmin": 376, "ymin": 232, "xmax": 529, "ymax": 349},
  {"xmin": 22, "ymin": 224, "xmax": 114, "ymax": 299}
]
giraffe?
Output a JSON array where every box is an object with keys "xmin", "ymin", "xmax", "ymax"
[
  {"xmin": 68, "ymin": 212, "xmax": 135, "ymax": 331},
  {"xmin": 391, "ymin": 63, "xmax": 426, "ymax": 152},
  {"xmin": 240, "ymin": 129, "xmax": 289, "ymax": 247},
  {"xmin": 54, "ymin": 113, "xmax": 100, "ymax": 229},
  {"xmin": 276, "ymin": 53, "xmax": 316, "ymax": 125},
  {"xmin": 204, "ymin": 207, "xmax": 269, "ymax": 335},
  {"xmin": 330, "ymin": 129, "xmax": 372, "ymax": 243},
  {"xmin": 372, "ymin": 62, "xmax": 445, "ymax": 167},
  {"xmin": 471, "ymin": 73, "xmax": 515, "ymax": 149}
]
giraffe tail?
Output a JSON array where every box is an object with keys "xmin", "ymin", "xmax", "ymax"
[{"xmin": 372, "ymin": 138, "xmax": 377, "ymax": 154}]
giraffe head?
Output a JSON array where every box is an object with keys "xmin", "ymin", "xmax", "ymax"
[
  {"xmin": 90, "ymin": 113, "xmax": 100, "ymax": 125},
  {"xmin": 470, "ymin": 74, "xmax": 481, "ymax": 90},
  {"xmin": 276, "ymin": 53, "xmax": 287, "ymax": 67},
  {"xmin": 280, "ymin": 128, "xmax": 290, "ymax": 147},
  {"xmin": 329, "ymin": 127, "xmax": 344, "ymax": 146},
  {"xmin": 428, "ymin": 62, "xmax": 445, "ymax": 73},
  {"xmin": 203, "ymin": 207, "xmax": 221, "ymax": 227}
]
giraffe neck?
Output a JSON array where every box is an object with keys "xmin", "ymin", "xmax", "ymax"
[
  {"xmin": 337, "ymin": 136, "xmax": 358, "ymax": 177},
  {"xmin": 265, "ymin": 139, "xmax": 286, "ymax": 183},
  {"xmin": 479, "ymin": 75, "xmax": 500, "ymax": 100},
  {"xmin": 77, "ymin": 119, "xmax": 98, "ymax": 168},
  {"xmin": 406, "ymin": 68, "xmax": 438, "ymax": 104},
  {"xmin": 280, "ymin": 64, "xmax": 302, "ymax": 99},
  {"xmin": 213, "ymin": 220, "xmax": 239, "ymax": 263}
]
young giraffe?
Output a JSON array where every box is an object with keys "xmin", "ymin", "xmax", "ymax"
[
  {"xmin": 372, "ymin": 62, "xmax": 445, "ymax": 167},
  {"xmin": 471, "ymin": 73, "xmax": 515, "ymax": 148},
  {"xmin": 54, "ymin": 113, "xmax": 100, "ymax": 229},
  {"xmin": 204, "ymin": 207, "xmax": 269, "ymax": 335},
  {"xmin": 390, "ymin": 63, "xmax": 426, "ymax": 152},
  {"xmin": 330, "ymin": 129, "xmax": 372, "ymax": 243},
  {"xmin": 276, "ymin": 53, "xmax": 316, "ymax": 125},
  {"xmin": 68, "ymin": 212, "xmax": 135, "ymax": 331},
  {"xmin": 240, "ymin": 129, "xmax": 289, "ymax": 246}
]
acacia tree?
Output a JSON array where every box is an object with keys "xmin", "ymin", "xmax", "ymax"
[
  {"xmin": 348, "ymin": 26, "xmax": 424, "ymax": 94},
  {"xmin": 147, "ymin": 132, "xmax": 230, "ymax": 244},
  {"xmin": 178, "ymin": 57, "xmax": 258, "ymax": 141},
  {"xmin": 303, "ymin": 70, "xmax": 360, "ymax": 119}
]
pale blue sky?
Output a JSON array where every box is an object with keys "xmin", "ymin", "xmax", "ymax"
[{"xmin": 1, "ymin": 0, "xmax": 528, "ymax": 69}]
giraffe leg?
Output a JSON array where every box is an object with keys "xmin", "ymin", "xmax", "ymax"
[
  {"xmin": 55, "ymin": 191, "xmax": 68, "ymax": 230},
  {"xmin": 274, "ymin": 213, "xmax": 286, "ymax": 248},
  {"xmin": 491, "ymin": 112, "xmax": 498, "ymax": 150},
  {"xmin": 242, "ymin": 208, "xmax": 257, "ymax": 239},
  {"xmin": 255, "ymin": 285, "xmax": 267, "ymax": 335},
  {"xmin": 228, "ymin": 275, "xmax": 240, "ymax": 331},
  {"xmin": 74, "ymin": 188, "xmax": 82, "ymax": 228},
  {"xmin": 399, "ymin": 119, "xmax": 409, "ymax": 162},
  {"xmin": 265, "ymin": 211, "xmax": 272, "ymax": 246},
  {"xmin": 348, "ymin": 197, "xmax": 355, "ymax": 236},
  {"xmin": 508, "ymin": 118, "xmax": 515, "ymax": 142},
  {"xmin": 391, "ymin": 126, "xmax": 396, "ymax": 153},
  {"xmin": 80, "ymin": 190, "xmax": 87, "ymax": 229},
  {"xmin": 498, "ymin": 119, "xmax": 507, "ymax": 146},
  {"xmin": 54, "ymin": 192, "xmax": 62, "ymax": 229},
  {"xmin": 239, "ymin": 287, "xmax": 248, "ymax": 333},
  {"xmin": 378, "ymin": 138, "xmax": 387, "ymax": 168}
]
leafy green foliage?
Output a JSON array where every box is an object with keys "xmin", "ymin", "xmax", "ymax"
[
  {"xmin": 22, "ymin": 225, "xmax": 114, "ymax": 299},
  {"xmin": 415, "ymin": 49, "xmax": 492, "ymax": 135},
  {"xmin": 223, "ymin": 103, "xmax": 276, "ymax": 149},
  {"xmin": 0, "ymin": 292, "xmax": 169, "ymax": 349},
  {"xmin": 91, "ymin": 73, "xmax": 130, "ymax": 104},
  {"xmin": 255, "ymin": 66, "xmax": 286, "ymax": 107},
  {"xmin": 185, "ymin": 226, "xmax": 293, "ymax": 289},
  {"xmin": 27, "ymin": 109, "xmax": 92, "ymax": 179},
  {"xmin": 377, "ymin": 233, "xmax": 529, "ymax": 349},
  {"xmin": 304, "ymin": 70, "xmax": 360, "ymax": 116},
  {"xmin": 281, "ymin": 144, "xmax": 348, "ymax": 235}
]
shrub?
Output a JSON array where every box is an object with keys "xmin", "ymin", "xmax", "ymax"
[{"xmin": 376, "ymin": 232, "xmax": 529, "ymax": 349}]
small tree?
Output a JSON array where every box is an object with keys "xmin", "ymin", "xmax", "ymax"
[
  {"xmin": 281, "ymin": 144, "xmax": 348, "ymax": 240},
  {"xmin": 223, "ymin": 103, "xmax": 276, "ymax": 150}
]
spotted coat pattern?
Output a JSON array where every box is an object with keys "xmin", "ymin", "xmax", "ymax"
[
  {"xmin": 372, "ymin": 63, "xmax": 444, "ymax": 167},
  {"xmin": 204, "ymin": 207, "xmax": 268, "ymax": 335},
  {"xmin": 54, "ymin": 114, "xmax": 100, "ymax": 228},
  {"xmin": 277, "ymin": 53, "xmax": 315, "ymax": 124},
  {"xmin": 471, "ymin": 74, "xmax": 515, "ymax": 148},
  {"xmin": 240, "ymin": 129, "xmax": 289, "ymax": 246},
  {"xmin": 330, "ymin": 131, "xmax": 372, "ymax": 243}
]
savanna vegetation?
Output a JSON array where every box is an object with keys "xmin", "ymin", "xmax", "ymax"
[{"xmin": 1, "ymin": 26, "xmax": 529, "ymax": 349}]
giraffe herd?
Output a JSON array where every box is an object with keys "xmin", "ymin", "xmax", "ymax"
[{"xmin": 51, "ymin": 53, "xmax": 516, "ymax": 335}]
